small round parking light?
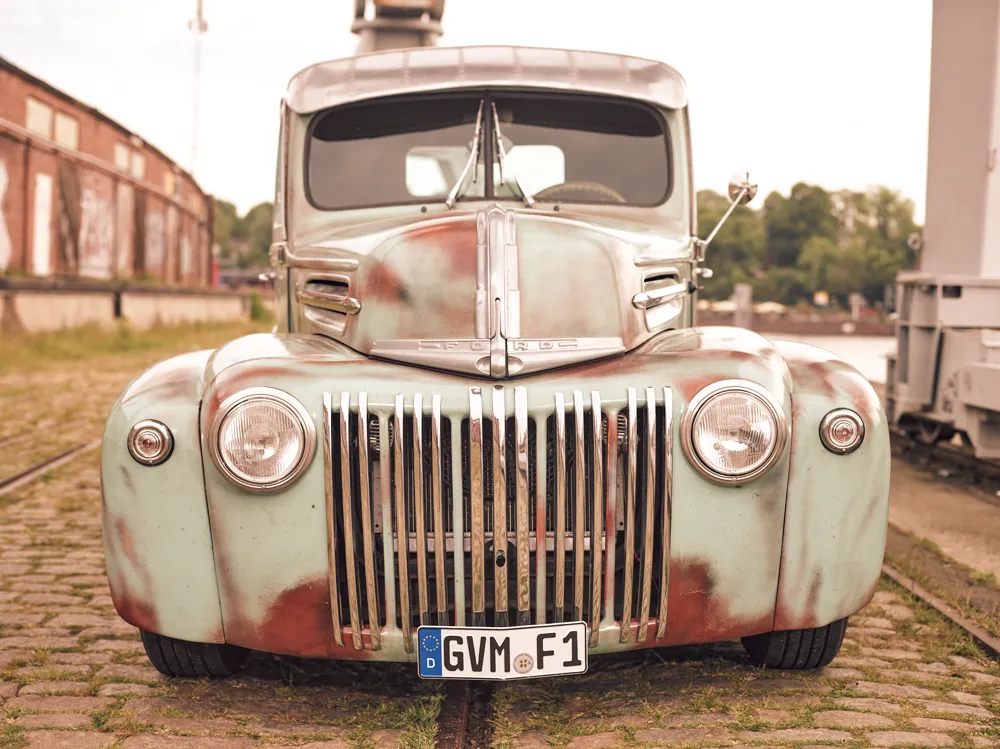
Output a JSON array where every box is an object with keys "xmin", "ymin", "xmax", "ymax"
[
  {"xmin": 819, "ymin": 409, "xmax": 865, "ymax": 455},
  {"xmin": 127, "ymin": 420, "xmax": 174, "ymax": 466}
]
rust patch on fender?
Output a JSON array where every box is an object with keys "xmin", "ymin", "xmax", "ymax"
[
  {"xmin": 105, "ymin": 516, "xmax": 158, "ymax": 632},
  {"xmin": 122, "ymin": 352, "xmax": 208, "ymax": 405},
  {"xmin": 223, "ymin": 576, "xmax": 373, "ymax": 660},
  {"xmin": 204, "ymin": 365, "xmax": 303, "ymax": 423},
  {"xmin": 773, "ymin": 569, "xmax": 821, "ymax": 631},
  {"xmin": 367, "ymin": 261, "xmax": 412, "ymax": 304},
  {"xmin": 644, "ymin": 558, "xmax": 774, "ymax": 647}
]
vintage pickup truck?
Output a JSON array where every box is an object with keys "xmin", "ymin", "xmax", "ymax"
[{"xmin": 101, "ymin": 44, "xmax": 889, "ymax": 681}]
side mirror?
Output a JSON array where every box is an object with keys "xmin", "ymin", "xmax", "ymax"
[
  {"xmin": 694, "ymin": 171, "xmax": 759, "ymax": 261},
  {"xmin": 728, "ymin": 172, "xmax": 758, "ymax": 205}
]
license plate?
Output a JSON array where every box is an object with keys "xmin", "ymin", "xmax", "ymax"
[{"xmin": 417, "ymin": 621, "xmax": 588, "ymax": 680}]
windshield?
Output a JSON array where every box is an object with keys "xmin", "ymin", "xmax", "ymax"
[
  {"xmin": 306, "ymin": 91, "xmax": 670, "ymax": 211},
  {"xmin": 307, "ymin": 94, "xmax": 486, "ymax": 210}
]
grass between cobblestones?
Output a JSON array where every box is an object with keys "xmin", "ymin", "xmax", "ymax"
[
  {"xmin": 0, "ymin": 319, "xmax": 270, "ymax": 486},
  {"xmin": 489, "ymin": 578, "xmax": 1000, "ymax": 749},
  {"xmin": 885, "ymin": 524, "xmax": 1000, "ymax": 639}
]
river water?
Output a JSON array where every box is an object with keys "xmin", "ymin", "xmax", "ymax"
[{"xmin": 763, "ymin": 334, "xmax": 896, "ymax": 384}]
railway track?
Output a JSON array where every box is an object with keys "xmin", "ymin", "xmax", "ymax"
[
  {"xmin": 0, "ymin": 440, "xmax": 102, "ymax": 497},
  {"xmin": 889, "ymin": 426, "xmax": 1000, "ymax": 499}
]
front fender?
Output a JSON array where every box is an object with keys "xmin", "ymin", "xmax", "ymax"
[
  {"xmin": 100, "ymin": 350, "xmax": 225, "ymax": 643},
  {"xmin": 772, "ymin": 341, "xmax": 891, "ymax": 631}
]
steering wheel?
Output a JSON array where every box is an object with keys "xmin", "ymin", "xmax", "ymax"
[{"xmin": 533, "ymin": 181, "xmax": 627, "ymax": 204}]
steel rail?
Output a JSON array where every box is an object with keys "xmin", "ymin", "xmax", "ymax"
[
  {"xmin": 881, "ymin": 562, "xmax": 1000, "ymax": 661},
  {"xmin": 0, "ymin": 441, "xmax": 102, "ymax": 497}
]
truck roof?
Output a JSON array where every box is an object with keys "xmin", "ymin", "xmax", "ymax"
[{"xmin": 286, "ymin": 45, "xmax": 688, "ymax": 114}]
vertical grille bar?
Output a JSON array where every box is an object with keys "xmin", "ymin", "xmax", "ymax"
[
  {"xmin": 393, "ymin": 394, "xmax": 412, "ymax": 652},
  {"xmin": 339, "ymin": 392, "xmax": 363, "ymax": 650},
  {"xmin": 572, "ymin": 390, "xmax": 585, "ymax": 623},
  {"xmin": 514, "ymin": 386, "xmax": 530, "ymax": 626},
  {"xmin": 322, "ymin": 394, "xmax": 344, "ymax": 647},
  {"xmin": 619, "ymin": 387, "xmax": 638, "ymax": 643},
  {"xmin": 656, "ymin": 386, "xmax": 673, "ymax": 640},
  {"xmin": 637, "ymin": 387, "xmax": 657, "ymax": 644},
  {"xmin": 554, "ymin": 392, "xmax": 567, "ymax": 623},
  {"xmin": 379, "ymin": 411, "xmax": 397, "ymax": 634},
  {"xmin": 469, "ymin": 388, "xmax": 486, "ymax": 626},
  {"xmin": 357, "ymin": 393, "xmax": 380, "ymax": 649},
  {"xmin": 602, "ymin": 403, "xmax": 618, "ymax": 629},
  {"xmin": 412, "ymin": 393, "xmax": 430, "ymax": 626},
  {"xmin": 492, "ymin": 386, "xmax": 509, "ymax": 627},
  {"xmin": 431, "ymin": 395, "xmax": 448, "ymax": 625},
  {"xmin": 451, "ymin": 417, "xmax": 466, "ymax": 626},
  {"xmin": 534, "ymin": 413, "xmax": 548, "ymax": 624},
  {"xmin": 589, "ymin": 391, "xmax": 603, "ymax": 647}
]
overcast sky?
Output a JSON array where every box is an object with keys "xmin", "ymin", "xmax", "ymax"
[{"xmin": 2, "ymin": 0, "xmax": 933, "ymax": 219}]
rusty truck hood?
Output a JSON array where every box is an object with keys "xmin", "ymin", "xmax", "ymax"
[{"xmin": 289, "ymin": 205, "xmax": 692, "ymax": 377}]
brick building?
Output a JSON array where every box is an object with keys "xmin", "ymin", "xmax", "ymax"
[{"xmin": 0, "ymin": 56, "xmax": 213, "ymax": 286}]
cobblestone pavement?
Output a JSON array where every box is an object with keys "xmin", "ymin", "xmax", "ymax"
[
  {"xmin": 493, "ymin": 591, "xmax": 1000, "ymax": 748},
  {"xmin": 2, "ymin": 328, "xmax": 998, "ymax": 748},
  {"xmin": 2, "ymin": 453, "xmax": 998, "ymax": 749},
  {"xmin": 0, "ymin": 453, "xmax": 441, "ymax": 749}
]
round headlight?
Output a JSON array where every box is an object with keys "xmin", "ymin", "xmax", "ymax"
[
  {"xmin": 681, "ymin": 380, "xmax": 787, "ymax": 485},
  {"xmin": 820, "ymin": 408, "xmax": 865, "ymax": 454},
  {"xmin": 209, "ymin": 388, "xmax": 316, "ymax": 493}
]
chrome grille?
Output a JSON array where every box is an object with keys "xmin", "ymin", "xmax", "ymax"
[{"xmin": 324, "ymin": 386, "xmax": 673, "ymax": 652}]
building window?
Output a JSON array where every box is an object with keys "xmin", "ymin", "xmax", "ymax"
[
  {"xmin": 130, "ymin": 152, "xmax": 146, "ymax": 180},
  {"xmin": 164, "ymin": 171, "xmax": 175, "ymax": 196},
  {"xmin": 54, "ymin": 112, "xmax": 80, "ymax": 150},
  {"xmin": 26, "ymin": 97, "xmax": 53, "ymax": 138},
  {"xmin": 114, "ymin": 143, "xmax": 130, "ymax": 172}
]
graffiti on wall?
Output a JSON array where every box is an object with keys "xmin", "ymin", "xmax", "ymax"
[
  {"xmin": 180, "ymin": 236, "xmax": 192, "ymax": 279},
  {"xmin": 145, "ymin": 210, "xmax": 164, "ymax": 276},
  {"xmin": 166, "ymin": 206, "xmax": 178, "ymax": 282},
  {"xmin": 0, "ymin": 136, "xmax": 209, "ymax": 284},
  {"xmin": 77, "ymin": 172, "xmax": 115, "ymax": 279},
  {"xmin": 0, "ymin": 158, "xmax": 10, "ymax": 271},
  {"xmin": 116, "ymin": 183, "xmax": 133, "ymax": 277}
]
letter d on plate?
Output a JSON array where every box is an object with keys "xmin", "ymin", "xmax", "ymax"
[{"xmin": 419, "ymin": 628, "xmax": 443, "ymax": 677}]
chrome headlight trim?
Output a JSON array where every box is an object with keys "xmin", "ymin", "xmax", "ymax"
[
  {"xmin": 819, "ymin": 408, "xmax": 865, "ymax": 455},
  {"xmin": 680, "ymin": 379, "xmax": 787, "ymax": 486},
  {"xmin": 208, "ymin": 387, "xmax": 316, "ymax": 494},
  {"xmin": 127, "ymin": 419, "xmax": 174, "ymax": 466}
]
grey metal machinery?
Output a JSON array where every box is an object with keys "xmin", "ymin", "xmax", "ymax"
[
  {"xmin": 886, "ymin": 0, "xmax": 1000, "ymax": 459},
  {"xmin": 352, "ymin": 0, "xmax": 445, "ymax": 53}
]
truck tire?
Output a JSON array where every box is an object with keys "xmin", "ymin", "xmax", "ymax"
[
  {"xmin": 740, "ymin": 618, "xmax": 848, "ymax": 669},
  {"xmin": 140, "ymin": 630, "xmax": 249, "ymax": 678}
]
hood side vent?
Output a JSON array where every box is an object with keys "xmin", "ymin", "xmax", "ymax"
[
  {"xmin": 298, "ymin": 277, "xmax": 360, "ymax": 336},
  {"xmin": 634, "ymin": 268, "xmax": 687, "ymax": 332}
]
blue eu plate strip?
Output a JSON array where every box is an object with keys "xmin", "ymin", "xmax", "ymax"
[{"xmin": 418, "ymin": 627, "xmax": 442, "ymax": 677}]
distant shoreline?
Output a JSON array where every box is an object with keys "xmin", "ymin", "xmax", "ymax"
[{"xmin": 696, "ymin": 312, "xmax": 894, "ymax": 338}]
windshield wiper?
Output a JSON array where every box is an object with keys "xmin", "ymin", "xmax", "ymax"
[
  {"xmin": 445, "ymin": 100, "xmax": 485, "ymax": 209},
  {"xmin": 491, "ymin": 102, "xmax": 535, "ymax": 208}
]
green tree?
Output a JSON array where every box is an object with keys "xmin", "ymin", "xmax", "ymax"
[
  {"xmin": 213, "ymin": 200, "xmax": 239, "ymax": 259},
  {"xmin": 696, "ymin": 189, "xmax": 765, "ymax": 299},
  {"xmin": 236, "ymin": 202, "xmax": 274, "ymax": 269},
  {"xmin": 763, "ymin": 183, "xmax": 839, "ymax": 268}
]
